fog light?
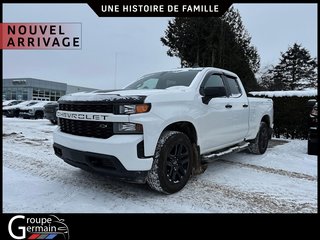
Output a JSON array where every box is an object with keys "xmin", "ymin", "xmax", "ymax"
[{"xmin": 114, "ymin": 123, "xmax": 143, "ymax": 134}]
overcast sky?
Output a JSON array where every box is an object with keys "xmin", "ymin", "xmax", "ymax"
[{"xmin": 3, "ymin": 3, "xmax": 317, "ymax": 89}]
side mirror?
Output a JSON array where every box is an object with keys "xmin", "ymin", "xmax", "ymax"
[
  {"xmin": 204, "ymin": 87, "xmax": 226, "ymax": 98},
  {"xmin": 202, "ymin": 87, "xmax": 226, "ymax": 104}
]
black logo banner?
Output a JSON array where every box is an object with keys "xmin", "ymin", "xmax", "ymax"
[{"xmin": 87, "ymin": 0, "xmax": 233, "ymax": 17}]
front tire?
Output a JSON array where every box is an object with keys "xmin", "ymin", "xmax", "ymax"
[
  {"xmin": 248, "ymin": 122, "xmax": 269, "ymax": 154},
  {"xmin": 14, "ymin": 110, "xmax": 20, "ymax": 118},
  {"xmin": 35, "ymin": 111, "xmax": 44, "ymax": 119},
  {"xmin": 147, "ymin": 131, "xmax": 193, "ymax": 194}
]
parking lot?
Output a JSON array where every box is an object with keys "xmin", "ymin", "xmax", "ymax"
[{"xmin": 3, "ymin": 117, "xmax": 317, "ymax": 213}]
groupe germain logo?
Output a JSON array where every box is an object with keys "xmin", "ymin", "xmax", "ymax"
[{"xmin": 8, "ymin": 215, "xmax": 69, "ymax": 240}]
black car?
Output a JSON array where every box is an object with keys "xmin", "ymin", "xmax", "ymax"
[
  {"xmin": 44, "ymin": 101, "xmax": 58, "ymax": 124},
  {"xmin": 307, "ymin": 100, "xmax": 318, "ymax": 155}
]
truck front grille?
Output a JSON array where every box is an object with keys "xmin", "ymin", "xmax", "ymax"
[
  {"xmin": 59, "ymin": 118, "xmax": 113, "ymax": 139},
  {"xmin": 59, "ymin": 103, "xmax": 113, "ymax": 113}
]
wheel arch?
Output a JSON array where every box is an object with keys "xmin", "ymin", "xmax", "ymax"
[
  {"xmin": 34, "ymin": 110, "xmax": 44, "ymax": 118},
  {"xmin": 261, "ymin": 114, "xmax": 270, "ymax": 127},
  {"xmin": 161, "ymin": 121, "xmax": 204, "ymax": 175},
  {"xmin": 162, "ymin": 121, "xmax": 198, "ymax": 145},
  {"xmin": 261, "ymin": 114, "xmax": 272, "ymax": 138}
]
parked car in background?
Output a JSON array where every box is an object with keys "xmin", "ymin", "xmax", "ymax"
[
  {"xmin": 44, "ymin": 101, "xmax": 58, "ymax": 124},
  {"xmin": 3, "ymin": 100, "xmax": 40, "ymax": 117},
  {"xmin": 19, "ymin": 101, "xmax": 52, "ymax": 119},
  {"xmin": 2, "ymin": 100, "xmax": 23, "ymax": 108},
  {"xmin": 307, "ymin": 100, "xmax": 318, "ymax": 155}
]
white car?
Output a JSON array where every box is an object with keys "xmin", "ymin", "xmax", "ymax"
[
  {"xmin": 3, "ymin": 100, "xmax": 40, "ymax": 117},
  {"xmin": 19, "ymin": 101, "xmax": 52, "ymax": 119},
  {"xmin": 53, "ymin": 67, "xmax": 273, "ymax": 194},
  {"xmin": 2, "ymin": 100, "xmax": 23, "ymax": 108}
]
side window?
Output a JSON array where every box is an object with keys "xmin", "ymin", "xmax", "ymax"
[
  {"xmin": 226, "ymin": 76, "xmax": 242, "ymax": 97},
  {"xmin": 136, "ymin": 78, "xmax": 158, "ymax": 89},
  {"xmin": 204, "ymin": 75, "xmax": 225, "ymax": 88}
]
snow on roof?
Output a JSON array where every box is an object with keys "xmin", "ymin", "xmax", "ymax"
[{"xmin": 250, "ymin": 90, "xmax": 318, "ymax": 98}]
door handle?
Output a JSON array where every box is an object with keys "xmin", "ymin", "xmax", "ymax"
[
  {"xmin": 225, "ymin": 104, "xmax": 232, "ymax": 109},
  {"xmin": 243, "ymin": 104, "xmax": 249, "ymax": 108}
]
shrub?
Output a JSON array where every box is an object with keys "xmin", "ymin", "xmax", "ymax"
[{"xmin": 249, "ymin": 91, "xmax": 317, "ymax": 139}]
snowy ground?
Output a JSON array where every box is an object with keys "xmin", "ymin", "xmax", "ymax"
[{"xmin": 3, "ymin": 117, "xmax": 318, "ymax": 213}]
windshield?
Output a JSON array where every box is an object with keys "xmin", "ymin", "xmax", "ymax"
[
  {"xmin": 26, "ymin": 102, "xmax": 38, "ymax": 107},
  {"xmin": 125, "ymin": 70, "xmax": 201, "ymax": 90}
]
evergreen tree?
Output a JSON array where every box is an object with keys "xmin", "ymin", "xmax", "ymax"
[
  {"xmin": 160, "ymin": 8, "xmax": 260, "ymax": 91},
  {"xmin": 271, "ymin": 43, "xmax": 317, "ymax": 90},
  {"xmin": 222, "ymin": 6, "xmax": 260, "ymax": 73},
  {"xmin": 259, "ymin": 67, "xmax": 275, "ymax": 90}
]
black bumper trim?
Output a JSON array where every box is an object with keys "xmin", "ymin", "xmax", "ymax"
[
  {"xmin": 53, "ymin": 143, "xmax": 148, "ymax": 183},
  {"xmin": 19, "ymin": 113, "xmax": 33, "ymax": 119}
]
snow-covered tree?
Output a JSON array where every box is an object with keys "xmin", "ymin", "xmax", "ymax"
[
  {"xmin": 161, "ymin": 7, "xmax": 261, "ymax": 91},
  {"xmin": 272, "ymin": 43, "xmax": 317, "ymax": 90}
]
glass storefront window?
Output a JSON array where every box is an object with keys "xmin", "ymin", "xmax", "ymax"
[{"xmin": 4, "ymin": 86, "xmax": 67, "ymax": 101}]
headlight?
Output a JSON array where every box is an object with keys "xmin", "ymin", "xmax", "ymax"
[
  {"xmin": 113, "ymin": 122, "xmax": 143, "ymax": 134},
  {"xmin": 118, "ymin": 103, "xmax": 151, "ymax": 114}
]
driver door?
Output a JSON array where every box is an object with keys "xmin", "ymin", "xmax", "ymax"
[{"xmin": 198, "ymin": 73, "xmax": 235, "ymax": 153}]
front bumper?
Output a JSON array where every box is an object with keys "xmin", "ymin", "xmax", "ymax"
[
  {"xmin": 3, "ymin": 109, "xmax": 17, "ymax": 117},
  {"xmin": 53, "ymin": 128, "xmax": 154, "ymax": 176},
  {"xmin": 19, "ymin": 112, "xmax": 34, "ymax": 118},
  {"xmin": 53, "ymin": 143, "xmax": 148, "ymax": 183}
]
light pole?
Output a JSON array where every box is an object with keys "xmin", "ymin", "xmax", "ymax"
[{"xmin": 114, "ymin": 52, "xmax": 118, "ymax": 89}]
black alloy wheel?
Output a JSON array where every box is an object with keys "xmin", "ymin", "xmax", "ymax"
[{"xmin": 166, "ymin": 143, "xmax": 190, "ymax": 184}]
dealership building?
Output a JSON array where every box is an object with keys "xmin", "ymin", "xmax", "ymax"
[{"xmin": 3, "ymin": 78, "xmax": 97, "ymax": 101}]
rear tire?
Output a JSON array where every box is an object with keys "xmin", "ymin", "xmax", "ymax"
[
  {"xmin": 147, "ymin": 131, "xmax": 193, "ymax": 194},
  {"xmin": 248, "ymin": 122, "xmax": 269, "ymax": 154}
]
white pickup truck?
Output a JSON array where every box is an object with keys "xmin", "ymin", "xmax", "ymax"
[{"xmin": 53, "ymin": 67, "xmax": 273, "ymax": 194}]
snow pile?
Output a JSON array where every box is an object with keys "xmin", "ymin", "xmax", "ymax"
[{"xmin": 250, "ymin": 89, "xmax": 317, "ymax": 98}]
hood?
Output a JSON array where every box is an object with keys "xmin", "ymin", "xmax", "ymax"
[
  {"xmin": 3, "ymin": 100, "xmax": 41, "ymax": 110},
  {"xmin": 58, "ymin": 87, "xmax": 189, "ymax": 103},
  {"xmin": 3, "ymin": 105, "xmax": 20, "ymax": 110},
  {"xmin": 20, "ymin": 102, "xmax": 51, "ymax": 110}
]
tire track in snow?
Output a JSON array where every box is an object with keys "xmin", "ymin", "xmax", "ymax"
[
  {"xmin": 4, "ymin": 147, "xmax": 316, "ymax": 213},
  {"xmin": 3, "ymin": 148, "xmax": 252, "ymax": 212},
  {"xmin": 3, "ymin": 148, "xmax": 141, "ymax": 196},
  {"xmin": 4, "ymin": 133, "xmax": 317, "ymax": 213},
  {"xmin": 190, "ymin": 178, "xmax": 317, "ymax": 213},
  {"xmin": 216, "ymin": 159, "xmax": 317, "ymax": 182}
]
